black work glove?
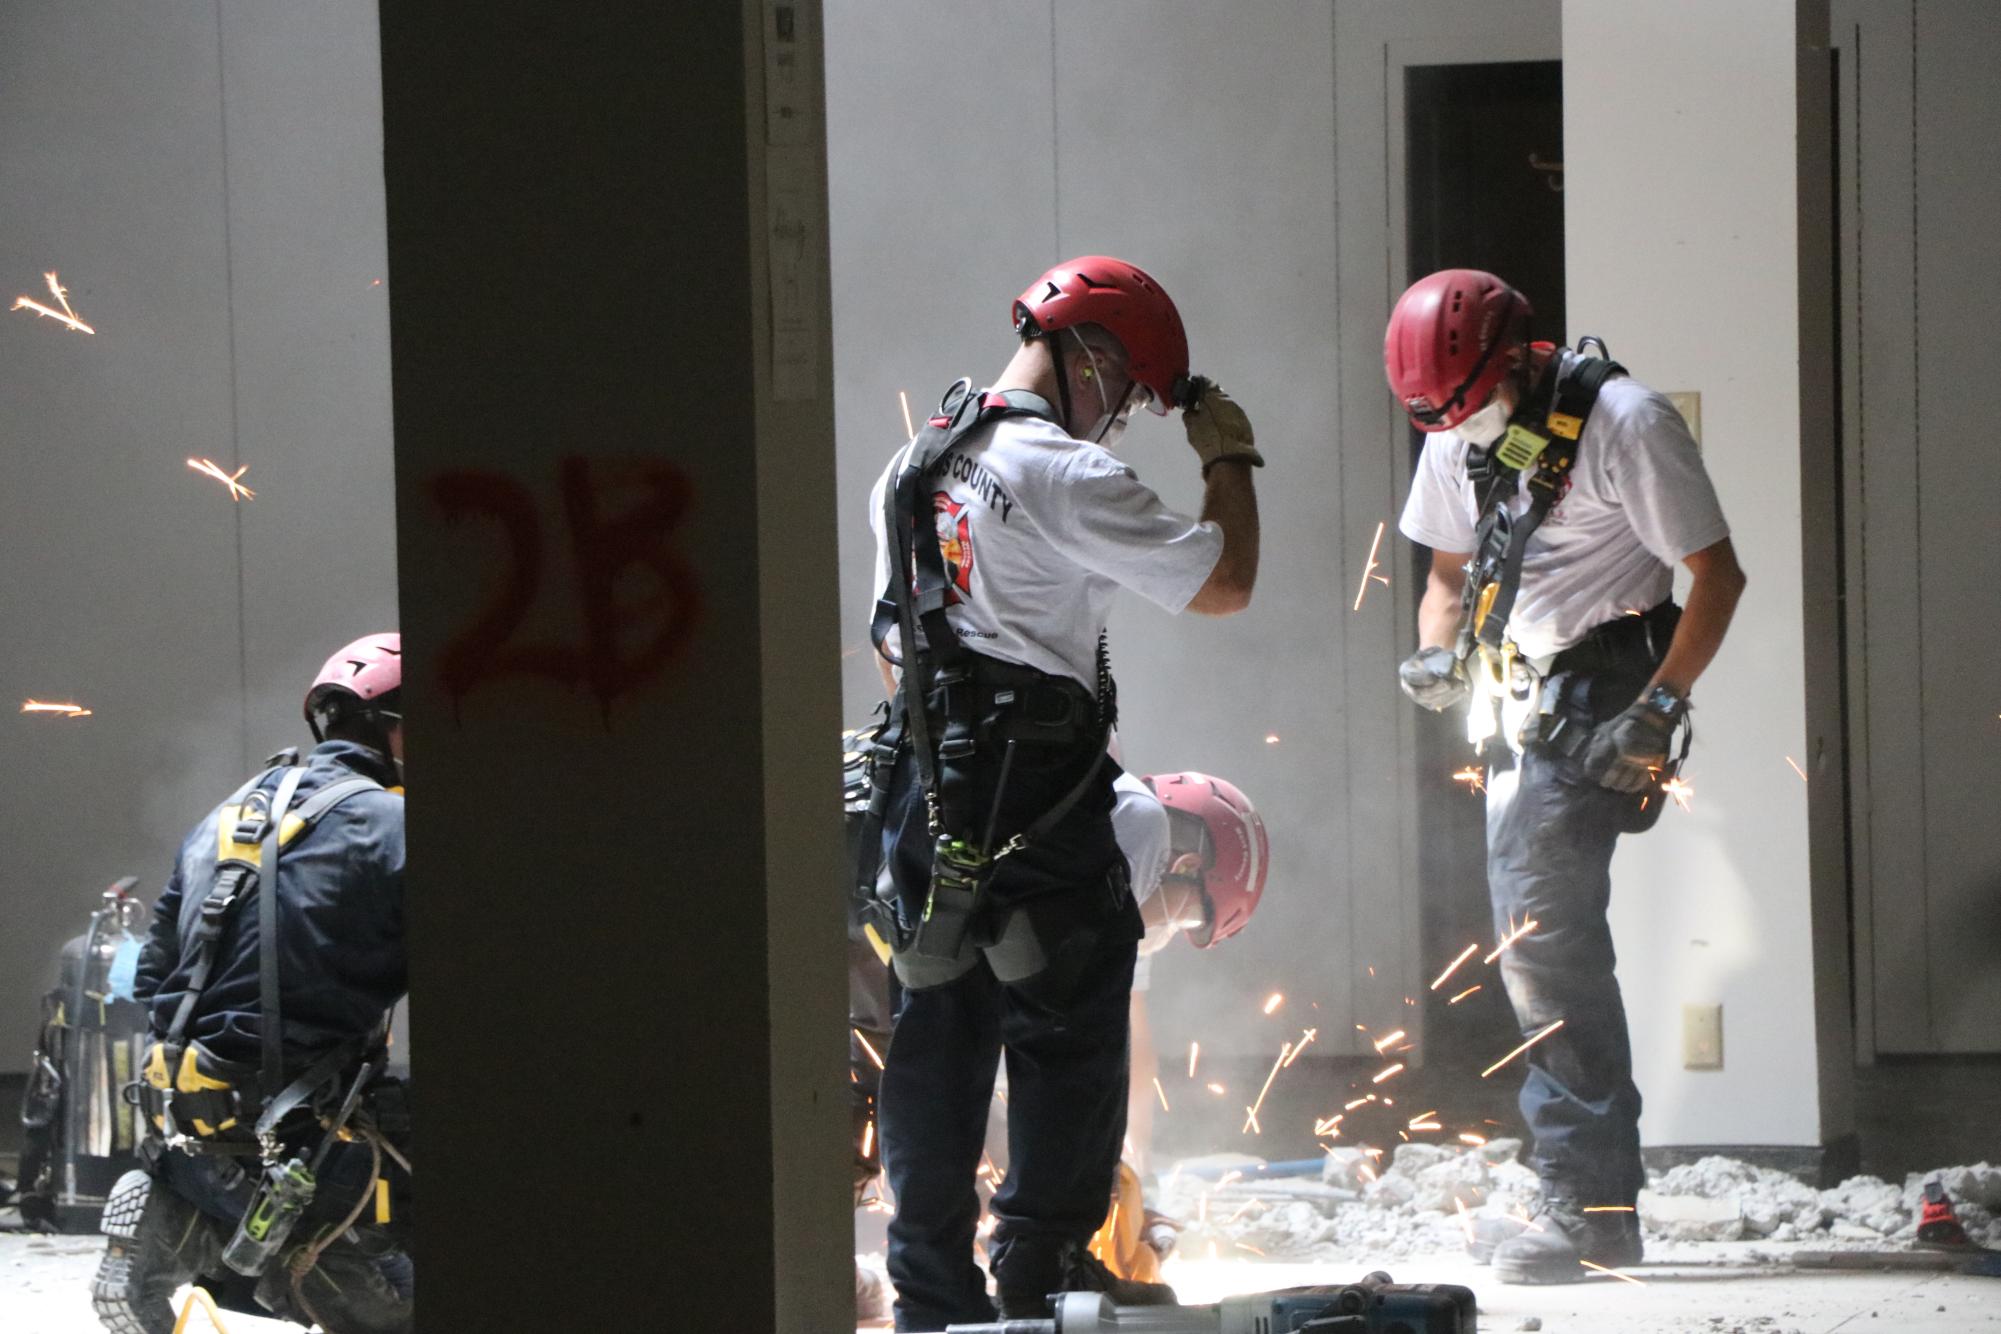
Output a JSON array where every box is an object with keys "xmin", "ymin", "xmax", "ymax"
[
  {"xmin": 1397, "ymin": 646, "xmax": 1468, "ymax": 712},
  {"xmin": 1582, "ymin": 691, "xmax": 1684, "ymax": 792}
]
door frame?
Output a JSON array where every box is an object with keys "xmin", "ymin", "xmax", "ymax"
[{"xmin": 1332, "ymin": 0, "xmax": 1561, "ymax": 1061}]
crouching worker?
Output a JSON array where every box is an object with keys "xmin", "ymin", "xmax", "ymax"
[{"xmin": 93, "ymin": 634, "xmax": 413, "ymax": 1334}]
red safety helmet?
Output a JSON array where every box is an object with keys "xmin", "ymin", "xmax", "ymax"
[
  {"xmin": 1143, "ymin": 772, "xmax": 1269, "ymax": 947},
  {"xmin": 1384, "ymin": 269, "xmax": 1533, "ymax": 432},
  {"xmin": 1013, "ymin": 256, "xmax": 1188, "ymax": 415},
  {"xmin": 304, "ymin": 632, "xmax": 403, "ymax": 743}
]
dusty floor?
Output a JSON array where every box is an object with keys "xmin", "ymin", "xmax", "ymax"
[{"xmin": 4, "ymin": 1230, "xmax": 1999, "ymax": 1333}]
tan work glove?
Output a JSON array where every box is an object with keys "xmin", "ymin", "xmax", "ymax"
[{"xmin": 1182, "ymin": 382, "xmax": 1264, "ymax": 475}]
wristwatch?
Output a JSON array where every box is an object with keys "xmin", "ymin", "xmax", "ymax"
[{"xmin": 1639, "ymin": 684, "xmax": 1688, "ymax": 721}]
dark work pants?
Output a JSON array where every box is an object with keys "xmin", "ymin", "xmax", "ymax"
[
  {"xmin": 1485, "ymin": 741, "xmax": 1646, "ymax": 1207},
  {"xmin": 879, "ymin": 925, "xmax": 1135, "ymax": 1332}
]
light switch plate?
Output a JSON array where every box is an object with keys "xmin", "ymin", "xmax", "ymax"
[
  {"xmin": 1682, "ymin": 1003, "xmax": 1723, "ymax": 1069},
  {"xmin": 1666, "ymin": 391, "xmax": 1702, "ymax": 449}
]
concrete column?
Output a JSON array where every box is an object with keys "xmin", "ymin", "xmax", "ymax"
[
  {"xmin": 1564, "ymin": 1, "xmax": 1852, "ymax": 1164},
  {"xmin": 379, "ymin": 2, "xmax": 849, "ymax": 1326}
]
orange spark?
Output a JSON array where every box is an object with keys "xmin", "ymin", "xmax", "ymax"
[
  {"xmin": 12, "ymin": 271, "xmax": 95, "ymax": 335},
  {"xmin": 1242, "ymin": 1042, "xmax": 1292, "ymax": 1133},
  {"xmin": 1224, "ymin": 1198, "xmax": 1266, "ymax": 1224},
  {"xmin": 186, "ymin": 458, "xmax": 255, "ymax": 501},
  {"xmin": 1662, "ymin": 775, "xmax": 1695, "ymax": 812},
  {"xmin": 1284, "ymin": 1029, "xmax": 1319, "ymax": 1066},
  {"xmin": 1235, "ymin": 1241, "xmax": 1268, "ymax": 1257},
  {"xmin": 1512, "ymin": 1208, "xmax": 1546, "ymax": 1233},
  {"xmin": 1313, "ymin": 1114, "xmax": 1344, "ymax": 1137},
  {"xmin": 1454, "ymin": 1196, "xmax": 1475, "ymax": 1245},
  {"xmin": 1357, "ymin": 1162, "xmax": 1378, "ymax": 1182},
  {"xmin": 1484, "ymin": 917, "xmax": 1540, "ymax": 964},
  {"xmin": 22, "ymin": 700, "xmax": 92, "ymax": 717},
  {"xmin": 899, "ymin": 390, "xmax": 915, "ymax": 439},
  {"xmin": 1579, "ymin": 1259, "xmax": 1646, "ymax": 1286},
  {"xmin": 861, "ymin": 1119, "xmax": 875, "ymax": 1158},
  {"xmin": 1188, "ymin": 1041, "xmax": 1200, "ymax": 1079},
  {"xmin": 1264, "ymin": 732, "xmax": 1281, "ymax": 745},
  {"xmin": 1448, "ymin": 984, "xmax": 1483, "ymax": 1004},
  {"xmin": 1785, "ymin": 755, "xmax": 1808, "ymax": 782},
  {"xmin": 1451, "ymin": 766, "xmax": 1487, "ymax": 795},
  {"xmin": 1371, "ymin": 1062, "xmax": 1405, "ymax": 1085},
  {"xmin": 1217, "ymin": 1170, "xmax": 1244, "ymax": 1189},
  {"xmin": 1352, "ymin": 520, "xmax": 1389, "ymax": 611},
  {"xmin": 1431, "ymin": 942, "xmax": 1481, "ymax": 991},
  {"xmin": 852, "ymin": 1028, "xmax": 884, "ymax": 1070},
  {"xmin": 1207, "ymin": 1081, "xmax": 1227, "ymax": 1096},
  {"xmin": 1459, "ymin": 1132, "xmax": 1488, "ymax": 1146},
  {"xmin": 1344, "ymin": 1094, "xmax": 1377, "ymax": 1110},
  {"xmin": 1372, "ymin": 1029, "xmax": 1406, "ymax": 1054},
  {"xmin": 1583, "ymin": 1205, "xmax": 1636, "ymax": 1213},
  {"xmin": 1481, "ymin": 1019, "xmax": 1565, "ymax": 1078},
  {"xmin": 1262, "ymin": 992, "xmax": 1284, "ymax": 1016},
  {"xmin": 1153, "ymin": 1077, "xmax": 1170, "ymax": 1113}
]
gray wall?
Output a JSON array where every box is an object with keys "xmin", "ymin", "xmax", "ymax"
[
  {"xmin": 1836, "ymin": 0, "xmax": 2001, "ymax": 1055},
  {"xmin": 0, "ymin": 0, "xmax": 395, "ymax": 1068}
]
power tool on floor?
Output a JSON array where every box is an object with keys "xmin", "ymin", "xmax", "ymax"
[{"xmin": 943, "ymin": 1272, "xmax": 1476, "ymax": 1334}]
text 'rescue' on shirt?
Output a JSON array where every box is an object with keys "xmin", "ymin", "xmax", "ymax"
[
  {"xmin": 1398, "ymin": 375, "xmax": 1731, "ymax": 661},
  {"xmin": 869, "ymin": 414, "xmax": 1224, "ymax": 692}
]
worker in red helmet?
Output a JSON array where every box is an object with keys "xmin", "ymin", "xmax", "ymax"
[
  {"xmin": 94, "ymin": 634, "xmax": 412, "ymax": 1334},
  {"xmin": 1092, "ymin": 770, "xmax": 1269, "ymax": 1284},
  {"xmin": 1387, "ymin": 270, "xmax": 1746, "ymax": 1284},
  {"xmin": 855, "ymin": 256, "xmax": 1262, "ymax": 1329},
  {"xmin": 1116, "ymin": 769, "xmax": 1267, "ymax": 1180}
]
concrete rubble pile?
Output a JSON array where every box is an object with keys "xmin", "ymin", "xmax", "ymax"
[
  {"xmin": 1639, "ymin": 1155, "xmax": 2001, "ymax": 1248},
  {"xmin": 1159, "ymin": 1144, "xmax": 2001, "ymax": 1261}
]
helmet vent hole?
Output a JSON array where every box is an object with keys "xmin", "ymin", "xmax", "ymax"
[{"xmin": 1044, "ymin": 281, "xmax": 1062, "ymax": 301}]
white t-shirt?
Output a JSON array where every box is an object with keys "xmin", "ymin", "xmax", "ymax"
[
  {"xmin": 1111, "ymin": 771, "xmax": 1173, "ymax": 993},
  {"xmin": 1398, "ymin": 375, "xmax": 1730, "ymax": 660},
  {"xmin": 869, "ymin": 413, "xmax": 1224, "ymax": 691}
]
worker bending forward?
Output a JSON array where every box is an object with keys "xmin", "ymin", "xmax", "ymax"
[
  {"xmin": 94, "ymin": 635, "xmax": 412, "ymax": 1333},
  {"xmin": 857, "ymin": 256, "xmax": 1261, "ymax": 1329},
  {"xmin": 1388, "ymin": 270, "xmax": 1745, "ymax": 1284}
]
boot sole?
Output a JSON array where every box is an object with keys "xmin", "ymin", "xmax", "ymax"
[{"xmin": 1494, "ymin": 1246, "xmax": 1645, "ymax": 1286}]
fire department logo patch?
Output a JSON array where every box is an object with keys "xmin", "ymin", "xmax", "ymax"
[{"xmin": 933, "ymin": 491, "xmax": 974, "ymax": 604}]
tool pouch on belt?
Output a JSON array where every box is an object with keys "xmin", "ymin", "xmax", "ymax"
[
  {"xmin": 1525, "ymin": 602, "xmax": 1684, "ymax": 834},
  {"xmin": 138, "ymin": 1039, "xmax": 260, "ymax": 1149}
]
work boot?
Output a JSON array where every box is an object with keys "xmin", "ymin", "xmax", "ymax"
[
  {"xmin": 1490, "ymin": 1196, "xmax": 1643, "ymax": 1285},
  {"xmin": 996, "ymin": 1240, "xmax": 1178, "ymax": 1318},
  {"xmin": 1466, "ymin": 1210, "xmax": 1535, "ymax": 1264}
]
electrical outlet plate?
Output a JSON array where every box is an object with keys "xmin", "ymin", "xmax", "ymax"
[
  {"xmin": 1666, "ymin": 391, "xmax": 1702, "ymax": 449},
  {"xmin": 1682, "ymin": 1003, "xmax": 1723, "ymax": 1069}
]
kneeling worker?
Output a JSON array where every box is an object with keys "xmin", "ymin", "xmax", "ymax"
[{"xmin": 94, "ymin": 634, "xmax": 412, "ymax": 1334}]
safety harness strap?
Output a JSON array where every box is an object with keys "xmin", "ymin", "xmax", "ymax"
[
  {"xmin": 870, "ymin": 382, "xmax": 1063, "ymax": 821},
  {"xmin": 1463, "ymin": 346, "xmax": 1625, "ymax": 655},
  {"xmin": 155, "ymin": 762, "xmax": 386, "ymax": 1149},
  {"xmin": 257, "ymin": 767, "xmax": 307, "ymax": 1106}
]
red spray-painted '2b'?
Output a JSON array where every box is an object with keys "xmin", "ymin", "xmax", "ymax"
[{"xmin": 431, "ymin": 456, "xmax": 702, "ymax": 720}]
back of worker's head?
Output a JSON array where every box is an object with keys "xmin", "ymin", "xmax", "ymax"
[
  {"xmin": 304, "ymin": 632, "xmax": 404, "ymax": 762},
  {"xmin": 1013, "ymin": 256, "xmax": 1191, "ymax": 444}
]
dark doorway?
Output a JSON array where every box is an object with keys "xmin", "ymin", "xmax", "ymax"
[{"xmin": 1402, "ymin": 60, "xmax": 1565, "ymax": 1060}]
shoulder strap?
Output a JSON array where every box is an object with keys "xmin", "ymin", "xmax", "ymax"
[
  {"xmin": 869, "ymin": 382, "xmax": 1060, "ymax": 821},
  {"xmin": 258, "ymin": 766, "xmax": 307, "ymax": 1103},
  {"xmin": 289, "ymin": 774, "xmax": 385, "ymax": 827},
  {"xmin": 1464, "ymin": 347, "xmax": 1624, "ymax": 653}
]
